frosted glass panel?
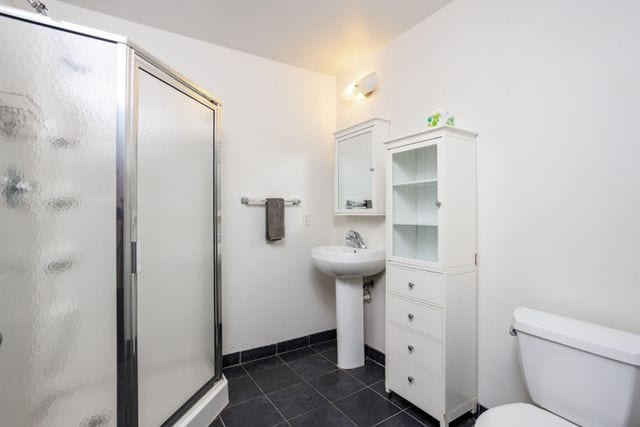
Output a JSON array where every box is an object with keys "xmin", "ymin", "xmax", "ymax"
[
  {"xmin": 136, "ymin": 70, "xmax": 215, "ymax": 426},
  {"xmin": 0, "ymin": 16, "xmax": 118, "ymax": 427},
  {"xmin": 337, "ymin": 131, "xmax": 372, "ymax": 210},
  {"xmin": 392, "ymin": 145, "xmax": 439, "ymax": 262}
]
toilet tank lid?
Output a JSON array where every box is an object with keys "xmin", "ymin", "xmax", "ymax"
[{"xmin": 513, "ymin": 307, "xmax": 640, "ymax": 367}]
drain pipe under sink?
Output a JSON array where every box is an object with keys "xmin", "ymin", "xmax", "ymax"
[{"xmin": 363, "ymin": 277, "xmax": 374, "ymax": 303}]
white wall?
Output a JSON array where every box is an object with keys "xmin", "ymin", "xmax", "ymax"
[
  {"xmin": 2, "ymin": 0, "xmax": 338, "ymax": 355},
  {"xmin": 336, "ymin": 0, "xmax": 640, "ymax": 407}
]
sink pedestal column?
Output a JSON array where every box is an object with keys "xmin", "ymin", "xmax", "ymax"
[{"xmin": 335, "ymin": 277, "xmax": 364, "ymax": 369}]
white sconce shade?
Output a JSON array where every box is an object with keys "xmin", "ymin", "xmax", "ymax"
[{"xmin": 340, "ymin": 72, "xmax": 378, "ymax": 100}]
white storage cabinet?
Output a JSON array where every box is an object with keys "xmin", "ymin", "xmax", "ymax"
[{"xmin": 384, "ymin": 126, "xmax": 478, "ymax": 426}]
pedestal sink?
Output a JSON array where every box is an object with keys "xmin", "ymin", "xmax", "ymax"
[{"xmin": 311, "ymin": 245, "xmax": 385, "ymax": 368}]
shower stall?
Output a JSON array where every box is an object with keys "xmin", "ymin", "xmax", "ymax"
[{"xmin": 0, "ymin": 6, "xmax": 225, "ymax": 426}]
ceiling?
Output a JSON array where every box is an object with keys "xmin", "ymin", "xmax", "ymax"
[{"xmin": 59, "ymin": 0, "xmax": 452, "ymax": 75}]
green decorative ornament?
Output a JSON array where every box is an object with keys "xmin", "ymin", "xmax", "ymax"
[
  {"xmin": 427, "ymin": 111, "xmax": 456, "ymax": 128},
  {"xmin": 427, "ymin": 113, "xmax": 442, "ymax": 127}
]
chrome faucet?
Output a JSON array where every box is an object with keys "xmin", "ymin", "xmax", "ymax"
[{"xmin": 345, "ymin": 230, "xmax": 366, "ymax": 249}]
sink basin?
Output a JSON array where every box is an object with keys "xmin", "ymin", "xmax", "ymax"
[{"xmin": 311, "ymin": 245, "xmax": 385, "ymax": 278}]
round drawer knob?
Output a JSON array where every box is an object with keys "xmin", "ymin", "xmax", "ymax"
[
  {"xmin": 407, "ymin": 345, "xmax": 414, "ymax": 352},
  {"xmin": 408, "ymin": 282, "xmax": 415, "ymax": 289},
  {"xmin": 407, "ymin": 376, "xmax": 414, "ymax": 383},
  {"xmin": 407, "ymin": 313, "xmax": 414, "ymax": 320}
]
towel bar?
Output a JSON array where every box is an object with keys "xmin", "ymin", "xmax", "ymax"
[{"xmin": 241, "ymin": 196, "xmax": 301, "ymax": 206}]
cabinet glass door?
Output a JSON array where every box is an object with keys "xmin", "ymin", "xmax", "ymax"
[{"xmin": 391, "ymin": 144, "xmax": 439, "ymax": 263}]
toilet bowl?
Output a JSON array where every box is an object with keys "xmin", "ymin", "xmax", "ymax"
[
  {"xmin": 475, "ymin": 403, "xmax": 575, "ymax": 427},
  {"xmin": 476, "ymin": 307, "xmax": 640, "ymax": 427}
]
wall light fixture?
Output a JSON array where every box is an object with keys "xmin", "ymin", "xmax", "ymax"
[{"xmin": 340, "ymin": 72, "xmax": 378, "ymax": 101}]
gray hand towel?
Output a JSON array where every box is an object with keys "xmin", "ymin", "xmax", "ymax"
[{"xmin": 266, "ymin": 198, "xmax": 285, "ymax": 241}]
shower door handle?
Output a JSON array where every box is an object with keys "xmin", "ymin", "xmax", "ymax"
[{"xmin": 132, "ymin": 241, "xmax": 142, "ymax": 273}]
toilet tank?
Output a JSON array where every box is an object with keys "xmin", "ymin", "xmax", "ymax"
[{"xmin": 513, "ymin": 307, "xmax": 640, "ymax": 427}]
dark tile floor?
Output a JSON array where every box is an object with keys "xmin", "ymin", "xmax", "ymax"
[{"xmin": 214, "ymin": 340, "xmax": 477, "ymax": 427}]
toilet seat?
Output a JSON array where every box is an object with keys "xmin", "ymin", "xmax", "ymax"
[{"xmin": 475, "ymin": 403, "xmax": 576, "ymax": 427}]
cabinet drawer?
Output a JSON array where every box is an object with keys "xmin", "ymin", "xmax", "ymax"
[
  {"xmin": 388, "ymin": 355, "xmax": 442, "ymax": 410},
  {"xmin": 387, "ymin": 265, "xmax": 443, "ymax": 306},
  {"xmin": 387, "ymin": 295, "xmax": 442, "ymax": 340},
  {"xmin": 387, "ymin": 323, "xmax": 442, "ymax": 375}
]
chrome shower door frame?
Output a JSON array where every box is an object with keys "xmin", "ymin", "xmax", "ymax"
[
  {"xmin": 117, "ymin": 42, "xmax": 137, "ymax": 426},
  {"xmin": 119, "ymin": 49, "xmax": 222, "ymax": 425}
]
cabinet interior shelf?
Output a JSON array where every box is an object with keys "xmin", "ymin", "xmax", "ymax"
[
  {"xmin": 393, "ymin": 179, "xmax": 437, "ymax": 189},
  {"xmin": 394, "ymin": 223, "xmax": 438, "ymax": 227}
]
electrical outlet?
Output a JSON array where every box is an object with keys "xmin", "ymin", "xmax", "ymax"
[{"xmin": 303, "ymin": 211, "xmax": 311, "ymax": 226}]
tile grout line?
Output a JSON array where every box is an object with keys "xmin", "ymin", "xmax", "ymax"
[
  {"xmin": 262, "ymin": 375, "xmax": 311, "ymax": 395},
  {"xmin": 315, "ymin": 348, "xmax": 337, "ymax": 363},
  {"xmin": 308, "ymin": 340, "xmax": 337, "ymax": 354},
  {"xmin": 311, "ymin": 346, "xmax": 411, "ymax": 414},
  {"xmin": 367, "ymin": 356, "xmax": 385, "ymax": 369},
  {"xmin": 320, "ymin": 352, "xmax": 380, "ymax": 390},
  {"xmin": 311, "ymin": 352, "xmax": 416, "ymax": 426},
  {"xmin": 244, "ymin": 356, "xmax": 293, "ymax": 426},
  {"xmin": 400, "ymin": 408, "xmax": 429, "ymax": 426},
  {"xmin": 224, "ymin": 339, "xmax": 338, "ymax": 370},
  {"xmin": 358, "ymin": 384, "xmax": 404, "ymax": 426},
  {"xmin": 263, "ymin": 393, "xmax": 290, "ymax": 427},
  {"xmin": 302, "ymin": 350, "xmax": 373, "ymax": 401},
  {"xmin": 225, "ymin": 345, "xmax": 313, "ymax": 369},
  {"xmin": 279, "ymin": 369, "xmax": 366, "ymax": 423},
  {"xmin": 364, "ymin": 379, "xmax": 428, "ymax": 426},
  {"xmin": 224, "ymin": 361, "xmax": 273, "ymax": 410},
  {"xmin": 225, "ymin": 336, "xmax": 371, "ymax": 365},
  {"xmin": 225, "ymin": 394, "xmax": 264, "ymax": 408},
  {"xmin": 371, "ymin": 412, "xmax": 403, "ymax": 427},
  {"xmin": 274, "ymin": 353, "xmax": 332, "ymax": 425},
  {"xmin": 222, "ymin": 382, "xmax": 420, "ymax": 427},
  {"xmin": 326, "ymin": 402, "xmax": 358, "ymax": 427},
  {"xmin": 367, "ymin": 384, "xmax": 409, "ymax": 412},
  {"xmin": 224, "ymin": 336, "xmax": 336, "ymax": 369},
  {"xmin": 278, "ymin": 354, "xmax": 359, "ymax": 426},
  {"xmin": 228, "ymin": 345, "xmax": 427, "ymax": 427}
]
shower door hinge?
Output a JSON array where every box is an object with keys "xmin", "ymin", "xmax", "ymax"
[
  {"xmin": 131, "ymin": 241, "xmax": 141, "ymax": 274},
  {"xmin": 474, "ymin": 253, "xmax": 478, "ymax": 266},
  {"xmin": 26, "ymin": 0, "xmax": 48, "ymax": 15}
]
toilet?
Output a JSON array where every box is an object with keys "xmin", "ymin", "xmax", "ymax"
[{"xmin": 476, "ymin": 307, "xmax": 640, "ymax": 427}]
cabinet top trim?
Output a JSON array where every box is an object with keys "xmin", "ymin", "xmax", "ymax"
[
  {"xmin": 333, "ymin": 117, "xmax": 391, "ymax": 137},
  {"xmin": 384, "ymin": 126, "xmax": 477, "ymax": 145}
]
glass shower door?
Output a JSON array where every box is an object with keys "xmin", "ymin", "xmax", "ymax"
[
  {"xmin": 136, "ymin": 66, "xmax": 216, "ymax": 426},
  {"xmin": 0, "ymin": 16, "xmax": 118, "ymax": 427}
]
